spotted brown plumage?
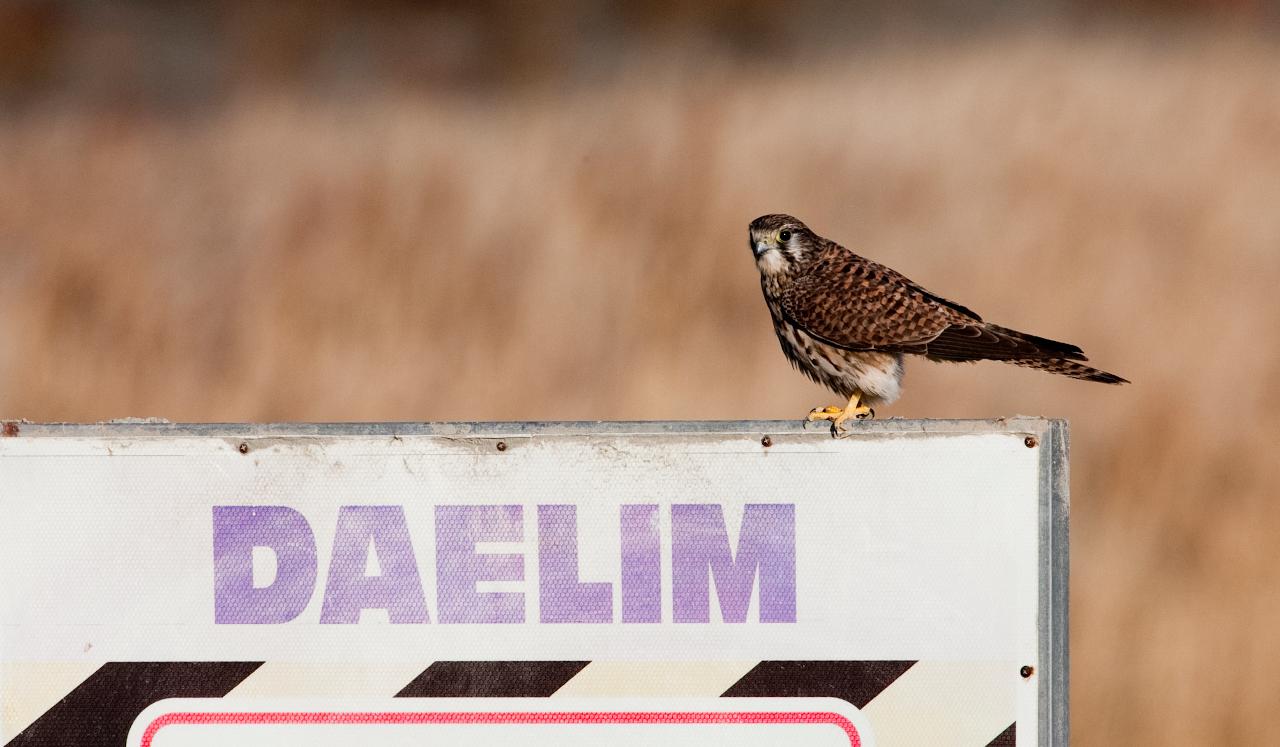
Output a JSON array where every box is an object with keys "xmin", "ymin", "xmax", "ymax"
[{"xmin": 748, "ymin": 214, "xmax": 1127, "ymax": 434}]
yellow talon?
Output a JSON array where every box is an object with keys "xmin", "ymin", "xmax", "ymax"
[
  {"xmin": 806, "ymin": 405, "xmax": 844, "ymax": 421},
  {"xmin": 805, "ymin": 392, "xmax": 875, "ymax": 437}
]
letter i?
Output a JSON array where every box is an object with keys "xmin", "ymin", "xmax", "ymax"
[{"xmin": 620, "ymin": 504, "xmax": 661, "ymax": 623}]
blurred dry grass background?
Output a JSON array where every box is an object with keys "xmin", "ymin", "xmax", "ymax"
[{"xmin": 2, "ymin": 2, "xmax": 1279, "ymax": 744}]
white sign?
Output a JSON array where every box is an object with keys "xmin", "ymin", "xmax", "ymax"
[{"xmin": 0, "ymin": 420, "xmax": 1066, "ymax": 746}]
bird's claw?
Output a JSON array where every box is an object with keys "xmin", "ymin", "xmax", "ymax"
[
  {"xmin": 806, "ymin": 405, "xmax": 843, "ymax": 420},
  {"xmin": 829, "ymin": 407, "xmax": 875, "ymax": 438},
  {"xmin": 804, "ymin": 405, "xmax": 843, "ymax": 431},
  {"xmin": 805, "ymin": 402, "xmax": 874, "ymax": 438}
]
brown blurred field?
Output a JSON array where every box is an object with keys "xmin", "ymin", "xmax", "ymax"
[{"xmin": 2, "ymin": 9, "xmax": 1280, "ymax": 745}]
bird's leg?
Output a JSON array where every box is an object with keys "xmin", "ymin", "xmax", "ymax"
[
  {"xmin": 832, "ymin": 391, "xmax": 875, "ymax": 431},
  {"xmin": 806, "ymin": 391, "xmax": 875, "ymax": 436}
]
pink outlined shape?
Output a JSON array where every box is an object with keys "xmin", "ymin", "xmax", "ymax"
[{"xmin": 141, "ymin": 709, "xmax": 860, "ymax": 746}]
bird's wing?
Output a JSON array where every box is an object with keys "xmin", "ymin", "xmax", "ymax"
[
  {"xmin": 781, "ymin": 248, "xmax": 1088, "ymax": 362},
  {"xmin": 780, "ymin": 250, "xmax": 961, "ymax": 352}
]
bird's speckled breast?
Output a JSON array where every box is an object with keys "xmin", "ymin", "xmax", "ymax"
[{"xmin": 766, "ymin": 296, "xmax": 905, "ymax": 406}]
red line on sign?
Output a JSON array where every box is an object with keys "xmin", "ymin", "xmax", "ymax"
[{"xmin": 140, "ymin": 710, "xmax": 860, "ymax": 746}]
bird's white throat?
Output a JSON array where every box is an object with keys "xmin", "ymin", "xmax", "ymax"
[{"xmin": 756, "ymin": 249, "xmax": 788, "ymax": 277}]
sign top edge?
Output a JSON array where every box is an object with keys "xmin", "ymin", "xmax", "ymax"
[{"xmin": 1, "ymin": 418, "xmax": 1060, "ymax": 438}]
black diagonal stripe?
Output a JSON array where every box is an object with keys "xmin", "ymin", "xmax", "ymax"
[
  {"xmin": 987, "ymin": 722, "xmax": 1016, "ymax": 746},
  {"xmin": 395, "ymin": 661, "xmax": 590, "ymax": 697},
  {"xmin": 6, "ymin": 661, "xmax": 262, "ymax": 747},
  {"xmin": 721, "ymin": 660, "xmax": 917, "ymax": 709}
]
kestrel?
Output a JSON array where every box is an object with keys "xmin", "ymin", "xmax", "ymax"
[{"xmin": 749, "ymin": 214, "xmax": 1127, "ymax": 435}]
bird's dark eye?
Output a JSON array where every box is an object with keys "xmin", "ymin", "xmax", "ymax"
[{"xmin": 779, "ymin": 230, "xmax": 792, "ymax": 242}]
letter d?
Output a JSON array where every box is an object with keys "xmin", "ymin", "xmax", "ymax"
[{"xmin": 213, "ymin": 506, "xmax": 317, "ymax": 624}]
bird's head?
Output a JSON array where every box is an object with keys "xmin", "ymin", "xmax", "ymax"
[{"xmin": 749, "ymin": 214, "xmax": 814, "ymax": 276}]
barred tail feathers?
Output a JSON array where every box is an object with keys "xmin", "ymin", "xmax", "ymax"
[
  {"xmin": 922, "ymin": 321, "xmax": 1128, "ymax": 384},
  {"xmin": 1008, "ymin": 357, "xmax": 1128, "ymax": 384}
]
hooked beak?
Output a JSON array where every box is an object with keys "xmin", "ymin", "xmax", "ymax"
[{"xmin": 754, "ymin": 239, "xmax": 771, "ymax": 257}]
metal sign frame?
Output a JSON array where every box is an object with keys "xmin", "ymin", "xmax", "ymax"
[{"xmin": 0, "ymin": 417, "xmax": 1068, "ymax": 746}]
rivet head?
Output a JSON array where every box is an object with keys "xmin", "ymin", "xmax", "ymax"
[
  {"xmin": 1020, "ymin": 665, "xmax": 1035, "ymax": 678},
  {"xmin": 1024, "ymin": 436, "xmax": 1038, "ymax": 448},
  {"xmin": 496, "ymin": 441, "xmax": 507, "ymax": 452},
  {"xmin": 237, "ymin": 443, "xmax": 249, "ymax": 454},
  {"xmin": 761, "ymin": 436, "xmax": 773, "ymax": 447}
]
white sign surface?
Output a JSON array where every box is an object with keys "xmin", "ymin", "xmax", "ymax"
[{"xmin": 0, "ymin": 420, "xmax": 1065, "ymax": 746}]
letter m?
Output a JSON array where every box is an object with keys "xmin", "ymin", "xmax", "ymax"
[{"xmin": 672, "ymin": 504, "xmax": 796, "ymax": 623}]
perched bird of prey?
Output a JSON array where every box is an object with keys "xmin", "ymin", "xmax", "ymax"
[{"xmin": 749, "ymin": 214, "xmax": 1127, "ymax": 435}]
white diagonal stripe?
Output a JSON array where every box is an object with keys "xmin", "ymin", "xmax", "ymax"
[
  {"xmin": 861, "ymin": 660, "xmax": 1015, "ymax": 745},
  {"xmin": 1, "ymin": 660, "xmax": 105, "ymax": 740},
  {"xmin": 551, "ymin": 660, "xmax": 759, "ymax": 697},
  {"xmin": 224, "ymin": 661, "xmax": 435, "ymax": 698}
]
